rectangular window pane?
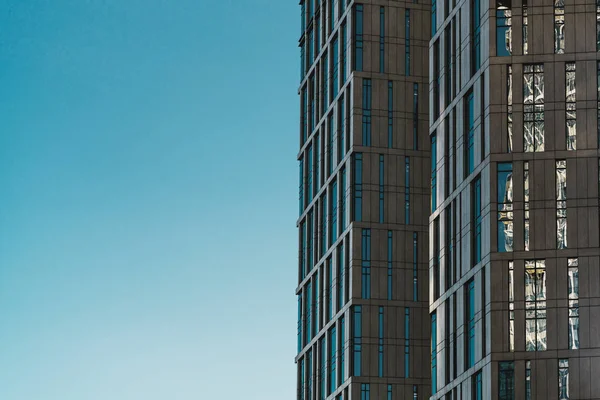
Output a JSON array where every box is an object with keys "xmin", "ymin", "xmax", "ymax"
[
  {"xmin": 498, "ymin": 163, "xmax": 514, "ymax": 252},
  {"xmin": 524, "ymin": 64, "xmax": 545, "ymax": 152},
  {"xmin": 361, "ymin": 229, "xmax": 371, "ymax": 299},
  {"xmin": 566, "ymin": 63, "xmax": 576, "ymax": 150},
  {"xmin": 556, "ymin": 160, "xmax": 567, "ymax": 249},
  {"xmin": 362, "ymin": 79, "xmax": 372, "ymax": 146},
  {"xmin": 499, "ymin": 362, "xmax": 515, "ymax": 400},
  {"xmin": 431, "ymin": 312, "xmax": 438, "ymax": 394},
  {"xmin": 496, "ymin": 1, "xmax": 512, "ymax": 56},
  {"xmin": 525, "ymin": 260, "xmax": 547, "ymax": 351},
  {"xmin": 559, "ymin": 359, "xmax": 569, "ymax": 399},
  {"xmin": 352, "ymin": 306, "xmax": 362, "ymax": 376},
  {"xmin": 355, "ymin": 5, "xmax": 363, "ymax": 71}
]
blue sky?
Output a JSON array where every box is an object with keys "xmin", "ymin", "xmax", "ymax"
[{"xmin": 0, "ymin": 1, "xmax": 299, "ymax": 399}]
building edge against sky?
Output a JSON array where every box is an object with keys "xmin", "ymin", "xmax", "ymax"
[{"xmin": 295, "ymin": 0, "xmax": 432, "ymax": 399}]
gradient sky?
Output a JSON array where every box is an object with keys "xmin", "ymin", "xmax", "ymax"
[{"xmin": 0, "ymin": 1, "xmax": 299, "ymax": 399}]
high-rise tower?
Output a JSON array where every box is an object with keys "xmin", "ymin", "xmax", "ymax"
[
  {"xmin": 430, "ymin": 0, "xmax": 600, "ymax": 398},
  {"xmin": 296, "ymin": 0, "xmax": 433, "ymax": 399}
]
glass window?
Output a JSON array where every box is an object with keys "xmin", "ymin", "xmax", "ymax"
[
  {"xmin": 332, "ymin": 37, "xmax": 339, "ymax": 99},
  {"xmin": 337, "ymin": 243, "xmax": 345, "ymax": 311},
  {"xmin": 499, "ymin": 362, "xmax": 515, "ymax": 399},
  {"xmin": 330, "ymin": 180, "xmax": 338, "ymax": 243},
  {"xmin": 432, "ymin": 134, "xmax": 438, "ymax": 212},
  {"xmin": 474, "ymin": 370, "xmax": 483, "ymax": 400},
  {"xmin": 467, "ymin": 279, "xmax": 476, "ymax": 368},
  {"xmin": 388, "ymin": 81, "xmax": 393, "ymax": 148},
  {"xmin": 306, "ymin": 282, "xmax": 312, "ymax": 342},
  {"xmin": 508, "ymin": 66, "xmax": 513, "ymax": 152},
  {"xmin": 299, "ymin": 158, "xmax": 304, "ymax": 216},
  {"xmin": 380, "ymin": 7, "xmax": 385, "ymax": 73},
  {"xmin": 353, "ymin": 153, "xmax": 363, "ymax": 221},
  {"xmin": 301, "ymin": 41, "xmax": 306, "ymax": 81},
  {"xmin": 340, "ymin": 167, "xmax": 346, "ymax": 231},
  {"xmin": 338, "ymin": 96, "xmax": 345, "ymax": 162},
  {"xmin": 298, "ymin": 295, "xmax": 303, "ymax": 352},
  {"xmin": 413, "ymin": 232, "xmax": 418, "ymax": 301},
  {"xmin": 362, "ymin": 79, "xmax": 372, "ymax": 146},
  {"xmin": 341, "ymin": 23, "xmax": 347, "ymax": 83},
  {"xmin": 319, "ymin": 338, "xmax": 326, "ymax": 400},
  {"xmin": 387, "ymin": 231, "xmax": 393, "ymax": 300},
  {"xmin": 307, "ymin": 145, "xmax": 313, "ymax": 201},
  {"xmin": 496, "ymin": 0, "xmax": 512, "ymax": 56},
  {"xmin": 555, "ymin": 0, "xmax": 565, "ymax": 54},
  {"xmin": 307, "ymin": 211, "xmax": 313, "ymax": 271},
  {"xmin": 526, "ymin": 360, "xmax": 532, "ymax": 400},
  {"xmin": 433, "ymin": 218, "xmax": 441, "ymax": 299},
  {"xmin": 379, "ymin": 155, "xmax": 384, "ymax": 223},
  {"xmin": 308, "ymin": 30, "xmax": 314, "ymax": 69},
  {"xmin": 361, "ymin": 229, "xmax": 371, "ymax": 299},
  {"xmin": 339, "ymin": 316, "xmax": 345, "ymax": 385},
  {"xmin": 378, "ymin": 306, "xmax": 384, "ymax": 377},
  {"xmin": 329, "ymin": 326, "xmax": 336, "ymax": 394},
  {"xmin": 355, "ymin": 5, "xmax": 363, "ymax": 71},
  {"xmin": 466, "ymin": 91, "xmax": 475, "ymax": 174},
  {"xmin": 559, "ymin": 359, "xmax": 569, "ymax": 399},
  {"xmin": 473, "ymin": 176, "xmax": 482, "ymax": 265},
  {"xmin": 524, "ymin": 161, "xmax": 530, "ymax": 251},
  {"xmin": 330, "ymin": 0, "xmax": 335, "ymax": 32},
  {"xmin": 497, "ymin": 163, "xmax": 514, "ymax": 252},
  {"xmin": 431, "ymin": 312, "xmax": 438, "ymax": 394},
  {"xmin": 413, "ymin": 83, "xmax": 418, "ymax": 149},
  {"xmin": 302, "ymin": 87, "xmax": 308, "ymax": 143},
  {"xmin": 524, "ymin": 64, "xmax": 545, "ymax": 152},
  {"xmin": 509, "ymin": 261, "xmax": 515, "ymax": 352},
  {"xmin": 405, "ymin": 308, "xmax": 410, "ymax": 377},
  {"xmin": 432, "ymin": 0, "xmax": 437, "ymax": 35},
  {"xmin": 301, "ymin": 221, "xmax": 307, "ymax": 280},
  {"xmin": 566, "ymin": 63, "xmax": 576, "ymax": 150},
  {"xmin": 406, "ymin": 9, "xmax": 411, "ymax": 75},
  {"xmin": 556, "ymin": 160, "xmax": 567, "ymax": 249},
  {"xmin": 413, "ymin": 386, "xmax": 418, "ymax": 400},
  {"xmin": 472, "ymin": 0, "xmax": 481, "ymax": 73},
  {"xmin": 568, "ymin": 258, "xmax": 579, "ymax": 350},
  {"xmin": 523, "ymin": 0, "xmax": 528, "ymax": 54},
  {"xmin": 321, "ymin": 194, "xmax": 328, "ymax": 256},
  {"xmin": 387, "ymin": 385, "xmax": 392, "ymax": 400},
  {"xmin": 327, "ymin": 257, "xmax": 333, "ymax": 322},
  {"xmin": 322, "ymin": 55, "xmax": 328, "ymax": 113},
  {"xmin": 361, "ymin": 384, "xmax": 370, "ymax": 400},
  {"xmin": 307, "ymin": 350, "xmax": 313, "ymax": 400},
  {"xmin": 405, "ymin": 157, "xmax": 411, "ymax": 223},
  {"xmin": 352, "ymin": 306, "xmax": 362, "ymax": 376},
  {"xmin": 525, "ymin": 260, "xmax": 547, "ymax": 351},
  {"xmin": 299, "ymin": 357, "xmax": 305, "ymax": 400}
]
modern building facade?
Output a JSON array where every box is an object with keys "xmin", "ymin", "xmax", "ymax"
[
  {"xmin": 296, "ymin": 0, "xmax": 432, "ymax": 399},
  {"xmin": 429, "ymin": 0, "xmax": 600, "ymax": 399}
]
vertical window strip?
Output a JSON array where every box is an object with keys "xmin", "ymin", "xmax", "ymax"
[
  {"xmin": 473, "ymin": 176, "xmax": 482, "ymax": 265},
  {"xmin": 315, "ymin": 134, "xmax": 320, "ymax": 192},
  {"xmin": 378, "ymin": 306, "xmax": 384, "ymax": 377},
  {"xmin": 308, "ymin": 211, "xmax": 314, "ymax": 272},
  {"xmin": 497, "ymin": 163, "xmax": 514, "ymax": 252},
  {"xmin": 466, "ymin": 91, "xmax": 475, "ymax": 174},
  {"xmin": 433, "ymin": 41, "xmax": 440, "ymax": 119},
  {"xmin": 524, "ymin": 161, "xmax": 530, "ymax": 251},
  {"xmin": 597, "ymin": 0, "xmax": 600, "ymax": 52},
  {"xmin": 379, "ymin": 155, "xmax": 385, "ymax": 223},
  {"xmin": 321, "ymin": 194, "xmax": 328, "ymax": 256},
  {"xmin": 559, "ymin": 359, "xmax": 569, "ymax": 400},
  {"xmin": 388, "ymin": 81, "xmax": 393, "ymax": 148},
  {"xmin": 299, "ymin": 158, "xmax": 305, "ymax": 216},
  {"xmin": 387, "ymin": 231, "xmax": 393, "ymax": 300},
  {"xmin": 566, "ymin": 63, "xmax": 576, "ymax": 150},
  {"xmin": 354, "ymin": 153, "xmax": 363, "ymax": 221},
  {"xmin": 568, "ymin": 258, "xmax": 579, "ymax": 350},
  {"xmin": 310, "ymin": 76, "xmax": 315, "ymax": 133},
  {"xmin": 526, "ymin": 360, "xmax": 532, "ymax": 400},
  {"xmin": 338, "ymin": 95, "xmax": 345, "ymax": 162},
  {"xmin": 301, "ymin": 221, "xmax": 307, "ymax": 280},
  {"xmin": 598, "ymin": 62, "xmax": 600, "ymax": 148},
  {"xmin": 523, "ymin": 0, "xmax": 529, "ymax": 54},
  {"xmin": 474, "ymin": 370, "xmax": 483, "ymax": 400},
  {"xmin": 472, "ymin": 0, "xmax": 481, "ymax": 73},
  {"xmin": 404, "ymin": 308, "xmax": 410, "ymax": 377},
  {"xmin": 508, "ymin": 66, "xmax": 513, "ymax": 152},
  {"xmin": 413, "ymin": 232, "xmax": 418, "ymax": 301},
  {"xmin": 406, "ymin": 9, "xmax": 411, "ymax": 75},
  {"xmin": 340, "ymin": 167, "xmax": 346, "ymax": 232},
  {"xmin": 298, "ymin": 295, "xmax": 303, "ymax": 353},
  {"xmin": 405, "ymin": 157, "xmax": 411, "ymax": 223},
  {"xmin": 331, "ymin": 180, "xmax": 338, "ymax": 243},
  {"xmin": 361, "ymin": 229, "xmax": 371, "ymax": 299},
  {"xmin": 434, "ymin": 218, "xmax": 441, "ymax": 300},
  {"xmin": 525, "ymin": 260, "xmax": 547, "ymax": 351},
  {"xmin": 307, "ymin": 350, "xmax": 313, "ymax": 400},
  {"xmin": 353, "ymin": 306, "xmax": 362, "ymax": 377},
  {"xmin": 380, "ymin": 7, "xmax": 385, "ymax": 73},
  {"xmin": 341, "ymin": 23, "xmax": 347, "ymax": 84},
  {"xmin": 432, "ymin": 0, "xmax": 437, "ymax": 35},
  {"xmin": 431, "ymin": 312, "xmax": 438, "ymax": 394},
  {"xmin": 300, "ymin": 357, "xmax": 305, "ymax": 400},
  {"xmin": 326, "ymin": 258, "xmax": 333, "ymax": 323},
  {"xmin": 355, "ymin": 5, "xmax": 363, "ymax": 71},
  {"xmin": 307, "ymin": 145, "xmax": 313, "ymax": 201},
  {"xmin": 446, "ymin": 206, "xmax": 453, "ymax": 288},
  {"xmin": 302, "ymin": 87, "xmax": 308, "ymax": 143},
  {"xmin": 332, "ymin": 37, "xmax": 339, "ymax": 100},
  {"xmin": 496, "ymin": 0, "xmax": 512, "ymax": 56},
  {"xmin": 361, "ymin": 384, "xmax": 370, "ymax": 400},
  {"xmin": 362, "ymin": 79, "xmax": 372, "ymax": 146},
  {"xmin": 329, "ymin": 326, "xmax": 337, "ymax": 394},
  {"xmin": 328, "ymin": 114, "xmax": 334, "ymax": 176},
  {"xmin": 467, "ymin": 279, "xmax": 476, "ymax": 368},
  {"xmin": 323, "ymin": 55, "xmax": 328, "ymax": 115},
  {"xmin": 339, "ymin": 315, "xmax": 345, "ymax": 385},
  {"xmin": 387, "ymin": 385, "xmax": 392, "ymax": 400},
  {"xmin": 320, "ymin": 338, "xmax": 326, "ymax": 400},
  {"xmin": 330, "ymin": 0, "xmax": 335, "ymax": 33},
  {"xmin": 555, "ymin": 0, "xmax": 565, "ymax": 54},
  {"xmin": 509, "ymin": 261, "xmax": 515, "ymax": 352},
  {"xmin": 301, "ymin": 41, "xmax": 306, "ymax": 81},
  {"xmin": 524, "ymin": 64, "xmax": 545, "ymax": 152},
  {"xmin": 337, "ymin": 244, "xmax": 345, "ymax": 311},
  {"xmin": 413, "ymin": 83, "xmax": 418, "ymax": 149},
  {"xmin": 556, "ymin": 160, "xmax": 567, "ymax": 249},
  {"xmin": 413, "ymin": 385, "xmax": 418, "ymax": 400}
]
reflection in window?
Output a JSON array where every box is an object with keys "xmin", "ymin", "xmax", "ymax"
[
  {"xmin": 387, "ymin": 385, "xmax": 392, "ymax": 400},
  {"xmin": 301, "ymin": 222, "xmax": 307, "ymax": 280},
  {"xmin": 337, "ymin": 244, "xmax": 344, "ymax": 311},
  {"xmin": 526, "ymin": 360, "xmax": 532, "ymax": 400},
  {"xmin": 299, "ymin": 158, "xmax": 305, "ymax": 216},
  {"xmin": 568, "ymin": 258, "xmax": 579, "ymax": 350},
  {"xmin": 555, "ymin": 0, "xmax": 565, "ymax": 53},
  {"xmin": 524, "ymin": 64, "xmax": 545, "ymax": 152},
  {"xmin": 566, "ymin": 63, "xmax": 576, "ymax": 150},
  {"xmin": 323, "ymin": 56, "xmax": 328, "ymax": 112},
  {"xmin": 499, "ymin": 362, "xmax": 515, "ymax": 400},
  {"xmin": 523, "ymin": 0, "xmax": 529, "ymax": 54},
  {"xmin": 332, "ymin": 38, "xmax": 339, "ymax": 99},
  {"xmin": 496, "ymin": 0, "xmax": 512, "ymax": 56},
  {"xmin": 327, "ymin": 258, "xmax": 333, "ymax": 321},
  {"xmin": 433, "ymin": 218, "xmax": 441, "ymax": 299},
  {"xmin": 508, "ymin": 66, "xmax": 513, "ymax": 152},
  {"xmin": 361, "ymin": 229, "xmax": 371, "ymax": 299},
  {"xmin": 525, "ymin": 260, "xmax": 547, "ymax": 351},
  {"xmin": 328, "ymin": 114, "xmax": 334, "ymax": 176},
  {"xmin": 378, "ymin": 306, "xmax": 384, "ymax": 377},
  {"xmin": 524, "ymin": 162, "xmax": 530, "ymax": 251},
  {"xmin": 405, "ymin": 308, "xmax": 410, "ymax": 377},
  {"xmin": 362, "ymin": 79, "xmax": 372, "ymax": 146},
  {"xmin": 497, "ymin": 163, "xmax": 514, "ymax": 252},
  {"xmin": 559, "ymin": 359, "xmax": 569, "ymax": 400},
  {"xmin": 306, "ymin": 282, "xmax": 312, "ymax": 343},
  {"xmin": 467, "ymin": 279, "xmax": 476, "ymax": 367},
  {"xmin": 321, "ymin": 192, "xmax": 328, "ymax": 256},
  {"xmin": 556, "ymin": 160, "xmax": 567, "ymax": 249},
  {"xmin": 298, "ymin": 295, "xmax": 303, "ymax": 352},
  {"xmin": 338, "ymin": 96, "xmax": 345, "ymax": 162},
  {"xmin": 340, "ymin": 167, "xmax": 346, "ymax": 231},
  {"xmin": 413, "ymin": 386, "xmax": 418, "ymax": 400},
  {"xmin": 352, "ymin": 306, "xmax": 362, "ymax": 376},
  {"xmin": 432, "ymin": 0, "xmax": 437, "ymax": 35},
  {"xmin": 431, "ymin": 312, "xmax": 437, "ymax": 394},
  {"xmin": 302, "ymin": 87, "xmax": 308, "ymax": 143},
  {"xmin": 341, "ymin": 23, "xmax": 347, "ymax": 84},
  {"xmin": 509, "ymin": 261, "xmax": 515, "ymax": 351}
]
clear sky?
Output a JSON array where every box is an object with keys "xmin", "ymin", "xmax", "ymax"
[{"xmin": 0, "ymin": 1, "xmax": 299, "ymax": 399}]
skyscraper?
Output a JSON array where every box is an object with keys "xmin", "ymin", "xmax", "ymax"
[
  {"xmin": 296, "ymin": 0, "xmax": 432, "ymax": 399},
  {"xmin": 430, "ymin": 0, "xmax": 600, "ymax": 399}
]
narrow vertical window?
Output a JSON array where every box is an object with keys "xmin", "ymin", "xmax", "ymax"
[
  {"xmin": 341, "ymin": 23, "xmax": 347, "ymax": 84},
  {"xmin": 361, "ymin": 384, "xmax": 370, "ymax": 400},
  {"xmin": 330, "ymin": 0, "xmax": 335, "ymax": 32},
  {"xmin": 404, "ymin": 308, "xmax": 410, "ymax": 377},
  {"xmin": 466, "ymin": 279, "xmax": 476, "ymax": 368},
  {"xmin": 379, "ymin": 155, "xmax": 384, "ymax": 223},
  {"xmin": 555, "ymin": 0, "xmax": 565, "ymax": 54},
  {"xmin": 524, "ymin": 64, "xmax": 545, "ymax": 152},
  {"xmin": 302, "ymin": 87, "xmax": 308, "ymax": 143},
  {"xmin": 323, "ymin": 55, "xmax": 328, "ymax": 113},
  {"xmin": 598, "ymin": 62, "xmax": 600, "ymax": 147},
  {"xmin": 433, "ymin": 40, "xmax": 440, "ymax": 119},
  {"xmin": 388, "ymin": 81, "xmax": 393, "ymax": 148},
  {"xmin": 508, "ymin": 66, "xmax": 513, "ymax": 152},
  {"xmin": 319, "ymin": 338, "xmax": 326, "ymax": 400},
  {"xmin": 472, "ymin": 0, "xmax": 481, "ymax": 73},
  {"xmin": 378, "ymin": 306, "xmax": 384, "ymax": 377},
  {"xmin": 387, "ymin": 231, "xmax": 393, "ymax": 300},
  {"xmin": 380, "ymin": 7, "xmax": 385, "ymax": 73},
  {"xmin": 339, "ymin": 316, "xmax": 345, "ymax": 385},
  {"xmin": 330, "ymin": 180, "xmax": 338, "ymax": 243},
  {"xmin": 432, "ymin": 0, "xmax": 437, "ymax": 35},
  {"xmin": 526, "ymin": 361, "xmax": 532, "ymax": 400},
  {"xmin": 568, "ymin": 258, "xmax": 579, "ymax": 350},
  {"xmin": 315, "ymin": 271, "xmax": 320, "ymax": 333},
  {"xmin": 499, "ymin": 362, "xmax": 515, "ymax": 399},
  {"xmin": 299, "ymin": 357, "xmax": 305, "ymax": 400},
  {"xmin": 498, "ymin": 163, "xmax": 514, "ymax": 252},
  {"xmin": 307, "ymin": 350, "xmax": 313, "ymax": 400},
  {"xmin": 566, "ymin": 63, "xmax": 576, "ymax": 150},
  {"xmin": 307, "ymin": 145, "xmax": 313, "ymax": 202},
  {"xmin": 431, "ymin": 312, "xmax": 438, "ymax": 394},
  {"xmin": 405, "ymin": 157, "xmax": 411, "ymax": 223},
  {"xmin": 474, "ymin": 370, "xmax": 483, "ymax": 400},
  {"xmin": 353, "ymin": 153, "xmax": 363, "ymax": 222},
  {"xmin": 326, "ymin": 258, "xmax": 333, "ymax": 322},
  {"xmin": 523, "ymin": 0, "xmax": 528, "ymax": 54},
  {"xmin": 306, "ymin": 283, "xmax": 313, "ymax": 343},
  {"xmin": 466, "ymin": 91, "xmax": 475, "ymax": 174},
  {"xmin": 332, "ymin": 37, "xmax": 339, "ymax": 99},
  {"xmin": 387, "ymin": 385, "xmax": 392, "ymax": 400},
  {"xmin": 496, "ymin": 0, "xmax": 512, "ymax": 56},
  {"xmin": 445, "ymin": 26, "xmax": 452, "ymax": 107},
  {"xmin": 315, "ymin": 11, "xmax": 320, "ymax": 53},
  {"xmin": 315, "ymin": 134, "xmax": 320, "ymax": 192},
  {"xmin": 524, "ymin": 161, "xmax": 530, "ymax": 251},
  {"xmin": 432, "ymin": 135, "xmax": 438, "ymax": 213},
  {"xmin": 328, "ymin": 114, "xmax": 334, "ymax": 176},
  {"xmin": 301, "ymin": 221, "xmax": 307, "ymax": 280},
  {"xmin": 308, "ymin": 30, "xmax": 314, "ymax": 68},
  {"xmin": 362, "ymin": 79, "xmax": 372, "ymax": 146},
  {"xmin": 525, "ymin": 259, "xmax": 547, "ymax": 351},
  {"xmin": 509, "ymin": 261, "xmax": 515, "ymax": 352},
  {"xmin": 473, "ymin": 176, "xmax": 482, "ymax": 265},
  {"xmin": 433, "ymin": 218, "xmax": 441, "ymax": 300},
  {"xmin": 413, "ymin": 233, "xmax": 418, "ymax": 301},
  {"xmin": 321, "ymin": 194, "xmax": 328, "ymax": 256},
  {"xmin": 446, "ymin": 206, "xmax": 453, "ymax": 289},
  {"xmin": 405, "ymin": 10, "xmax": 411, "ymax": 75},
  {"xmin": 298, "ymin": 295, "xmax": 303, "ymax": 352},
  {"xmin": 329, "ymin": 326, "xmax": 336, "ymax": 394},
  {"xmin": 301, "ymin": 41, "xmax": 306, "ymax": 81},
  {"xmin": 352, "ymin": 306, "xmax": 362, "ymax": 377},
  {"xmin": 413, "ymin": 386, "xmax": 418, "ymax": 400},
  {"xmin": 337, "ymin": 244, "xmax": 345, "ymax": 311},
  {"xmin": 301, "ymin": 1, "xmax": 306, "ymax": 34},
  {"xmin": 413, "ymin": 83, "xmax": 418, "ymax": 149},
  {"xmin": 338, "ymin": 95, "xmax": 345, "ymax": 162},
  {"xmin": 299, "ymin": 158, "xmax": 304, "ymax": 216},
  {"xmin": 307, "ymin": 211, "xmax": 313, "ymax": 271},
  {"xmin": 559, "ymin": 359, "xmax": 569, "ymax": 399},
  {"xmin": 361, "ymin": 229, "xmax": 371, "ymax": 299},
  {"xmin": 340, "ymin": 166, "xmax": 346, "ymax": 231},
  {"xmin": 354, "ymin": 5, "xmax": 363, "ymax": 71},
  {"xmin": 556, "ymin": 160, "xmax": 567, "ymax": 249}
]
